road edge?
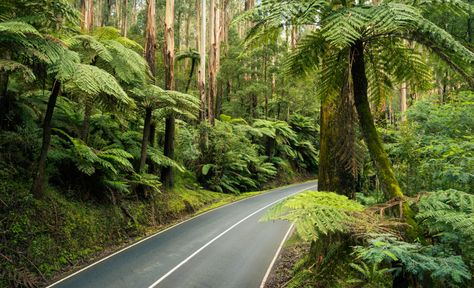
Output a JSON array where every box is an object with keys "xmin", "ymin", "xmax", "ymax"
[{"xmin": 46, "ymin": 180, "xmax": 317, "ymax": 287}]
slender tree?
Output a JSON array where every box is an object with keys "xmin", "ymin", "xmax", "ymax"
[
  {"xmin": 161, "ymin": 0, "xmax": 176, "ymax": 189},
  {"xmin": 139, "ymin": 0, "xmax": 157, "ymax": 173},
  {"xmin": 198, "ymin": 0, "xmax": 207, "ymax": 122},
  {"xmin": 208, "ymin": 0, "xmax": 221, "ymax": 125},
  {"xmin": 32, "ymin": 80, "xmax": 62, "ymax": 198},
  {"xmin": 121, "ymin": 0, "xmax": 129, "ymax": 37}
]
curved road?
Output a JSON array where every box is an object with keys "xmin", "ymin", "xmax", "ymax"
[{"xmin": 47, "ymin": 181, "xmax": 317, "ymax": 288}]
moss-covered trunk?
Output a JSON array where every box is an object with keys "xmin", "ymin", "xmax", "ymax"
[
  {"xmin": 350, "ymin": 40, "xmax": 403, "ymax": 199},
  {"xmin": 318, "ymin": 76, "xmax": 356, "ymax": 198}
]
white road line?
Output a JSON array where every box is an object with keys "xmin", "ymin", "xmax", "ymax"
[
  {"xmin": 148, "ymin": 184, "xmax": 317, "ymax": 288},
  {"xmin": 260, "ymin": 223, "xmax": 295, "ymax": 288},
  {"xmin": 46, "ymin": 182, "xmax": 317, "ymax": 288}
]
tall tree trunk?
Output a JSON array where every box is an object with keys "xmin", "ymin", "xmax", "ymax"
[
  {"xmin": 145, "ymin": 0, "xmax": 157, "ymax": 77},
  {"xmin": 400, "ymin": 82, "xmax": 407, "ymax": 122},
  {"xmin": 87, "ymin": 0, "xmax": 94, "ymax": 32},
  {"xmin": 318, "ymin": 75, "xmax": 357, "ymax": 198},
  {"xmin": 31, "ymin": 80, "xmax": 61, "ymax": 198},
  {"xmin": 80, "ymin": 0, "xmax": 87, "ymax": 31},
  {"xmin": 161, "ymin": 0, "xmax": 176, "ymax": 190},
  {"xmin": 318, "ymin": 101, "xmax": 338, "ymax": 192},
  {"xmin": 121, "ymin": 0, "xmax": 129, "ymax": 37},
  {"xmin": 351, "ymin": 40, "xmax": 403, "ymax": 199},
  {"xmin": 198, "ymin": 0, "xmax": 206, "ymax": 122},
  {"xmin": 208, "ymin": 0, "xmax": 220, "ymax": 125},
  {"xmin": 138, "ymin": 0, "xmax": 157, "ymax": 172}
]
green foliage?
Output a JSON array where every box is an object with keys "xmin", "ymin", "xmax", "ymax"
[
  {"xmin": 417, "ymin": 189, "xmax": 474, "ymax": 267},
  {"xmin": 262, "ymin": 191, "xmax": 364, "ymax": 241},
  {"xmin": 389, "ymin": 91, "xmax": 473, "ymax": 193},
  {"xmin": 200, "ymin": 119, "xmax": 277, "ymax": 193},
  {"xmin": 347, "ymin": 262, "xmax": 391, "ymax": 288},
  {"xmin": 355, "ymin": 234, "xmax": 471, "ymax": 286}
]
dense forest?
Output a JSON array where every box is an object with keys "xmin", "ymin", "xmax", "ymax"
[{"xmin": 0, "ymin": 0, "xmax": 473, "ymax": 287}]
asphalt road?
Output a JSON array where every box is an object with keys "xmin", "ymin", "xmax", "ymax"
[{"xmin": 47, "ymin": 181, "xmax": 317, "ymax": 288}]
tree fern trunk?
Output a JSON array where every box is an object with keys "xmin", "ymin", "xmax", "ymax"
[
  {"xmin": 351, "ymin": 40, "xmax": 403, "ymax": 200},
  {"xmin": 161, "ymin": 117, "xmax": 175, "ymax": 189},
  {"xmin": 0, "ymin": 71, "xmax": 9, "ymax": 129},
  {"xmin": 81, "ymin": 101, "xmax": 92, "ymax": 143},
  {"xmin": 185, "ymin": 58, "xmax": 195, "ymax": 93},
  {"xmin": 32, "ymin": 80, "xmax": 61, "ymax": 199},
  {"xmin": 138, "ymin": 107, "xmax": 152, "ymax": 173},
  {"xmin": 351, "ymin": 41, "xmax": 421, "ymax": 238},
  {"xmin": 318, "ymin": 101, "xmax": 338, "ymax": 192}
]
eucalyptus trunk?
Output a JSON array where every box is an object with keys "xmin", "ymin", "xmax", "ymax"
[
  {"xmin": 198, "ymin": 0, "xmax": 206, "ymax": 122},
  {"xmin": 31, "ymin": 80, "xmax": 61, "ymax": 198},
  {"xmin": 161, "ymin": 0, "xmax": 176, "ymax": 190},
  {"xmin": 138, "ymin": 0, "xmax": 156, "ymax": 172},
  {"xmin": 121, "ymin": 0, "xmax": 129, "ymax": 37}
]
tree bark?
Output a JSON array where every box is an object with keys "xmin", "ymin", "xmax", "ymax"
[
  {"xmin": 208, "ymin": 0, "xmax": 220, "ymax": 125},
  {"xmin": 185, "ymin": 58, "xmax": 196, "ymax": 93},
  {"xmin": 161, "ymin": 0, "xmax": 176, "ymax": 190},
  {"xmin": 351, "ymin": 40, "xmax": 403, "ymax": 199},
  {"xmin": 0, "ymin": 70, "xmax": 9, "ymax": 129},
  {"xmin": 162, "ymin": 117, "xmax": 175, "ymax": 188},
  {"xmin": 31, "ymin": 80, "xmax": 61, "ymax": 199},
  {"xmin": 145, "ymin": 0, "xmax": 157, "ymax": 78},
  {"xmin": 318, "ymin": 77, "xmax": 357, "ymax": 198},
  {"xmin": 400, "ymin": 82, "xmax": 407, "ymax": 122},
  {"xmin": 121, "ymin": 0, "xmax": 129, "ymax": 37},
  {"xmin": 138, "ymin": 0, "xmax": 157, "ymax": 173},
  {"xmin": 80, "ymin": 101, "xmax": 93, "ymax": 143},
  {"xmin": 198, "ymin": 0, "xmax": 207, "ymax": 122},
  {"xmin": 138, "ymin": 108, "xmax": 152, "ymax": 172}
]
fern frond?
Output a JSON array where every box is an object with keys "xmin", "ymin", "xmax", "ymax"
[
  {"xmin": 262, "ymin": 191, "xmax": 364, "ymax": 241},
  {"xmin": 0, "ymin": 59, "xmax": 35, "ymax": 81},
  {"xmin": 65, "ymin": 63, "xmax": 134, "ymax": 110}
]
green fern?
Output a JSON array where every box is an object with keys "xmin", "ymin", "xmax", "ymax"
[
  {"xmin": 262, "ymin": 191, "xmax": 364, "ymax": 241},
  {"xmin": 417, "ymin": 189, "xmax": 474, "ymax": 237},
  {"xmin": 355, "ymin": 234, "xmax": 471, "ymax": 286}
]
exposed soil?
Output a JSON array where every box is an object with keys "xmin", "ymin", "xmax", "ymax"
[{"xmin": 264, "ymin": 241, "xmax": 310, "ymax": 288}]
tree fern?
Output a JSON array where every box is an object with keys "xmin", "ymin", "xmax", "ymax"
[
  {"xmin": 262, "ymin": 191, "xmax": 365, "ymax": 241},
  {"xmin": 355, "ymin": 234, "xmax": 471, "ymax": 286},
  {"xmin": 417, "ymin": 190, "xmax": 474, "ymax": 236},
  {"xmin": 65, "ymin": 63, "xmax": 134, "ymax": 111},
  {"xmin": 0, "ymin": 60, "xmax": 35, "ymax": 82}
]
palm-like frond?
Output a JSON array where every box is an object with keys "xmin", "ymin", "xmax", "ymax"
[
  {"xmin": 66, "ymin": 35, "xmax": 113, "ymax": 64},
  {"xmin": 0, "ymin": 59, "xmax": 35, "ymax": 81},
  {"xmin": 262, "ymin": 191, "xmax": 365, "ymax": 241},
  {"xmin": 93, "ymin": 26, "xmax": 143, "ymax": 51},
  {"xmin": 65, "ymin": 64, "xmax": 135, "ymax": 110},
  {"xmin": 0, "ymin": 21, "xmax": 40, "ymax": 36},
  {"xmin": 101, "ymin": 40, "xmax": 149, "ymax": 85}
]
